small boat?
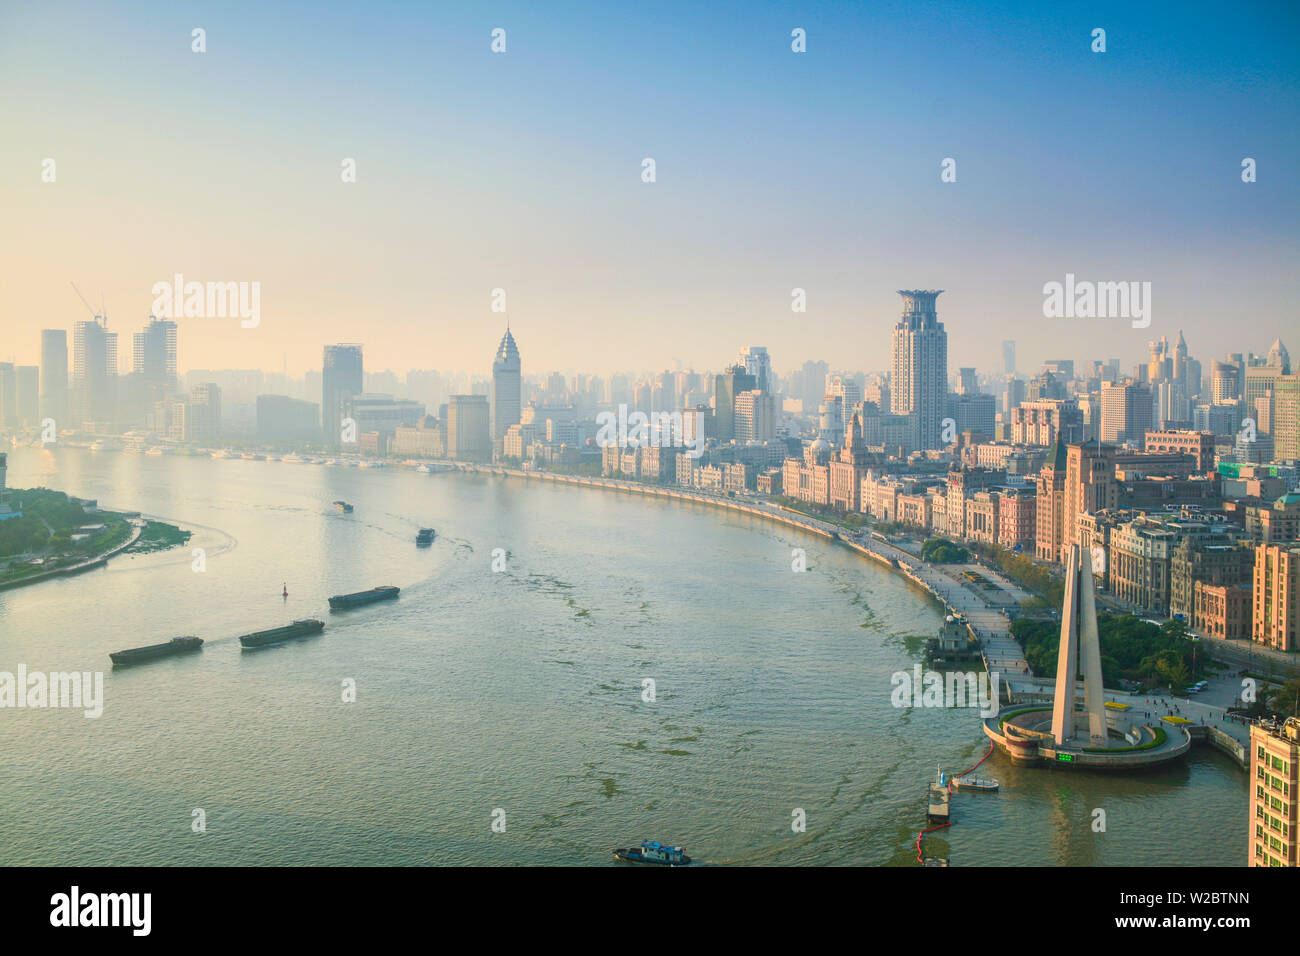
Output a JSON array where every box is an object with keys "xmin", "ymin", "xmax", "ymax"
[
  {"xmin": 333, "ymin": 500, "xmax": 354, "ymax": 513},
  {"xmin": 239, "ymin": 619, "xmax": 324, "ymax": 649},
  {"xmin": 329, "ymin": 585, "xmax": 400, "ymax": 609},
  {"xmin": 613, "ymin": 841, "xmax": 691, "ymax": 866},
  {"xmin": 110, "ymin": 636, "xmax": 203, "ymax": 667},
  {"xmin": 416, "ymin": 528, "xmax": 435, "ymax": 546},
  {"xmin": 951, "ymin": 777, "xmax": 999, "ymax": 792}
]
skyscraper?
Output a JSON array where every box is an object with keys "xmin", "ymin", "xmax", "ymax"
[
  {"xmin": 189, "ymin": 383, "xmax": 223, "ymax": 439},
  {"xmin": 41, "ymin": 329, "xmax": 68, "ymax": 425},
  {"xmin": 448, "ymin": 394, "xmax": 491, "ymax": 461},
  {"xmin": 713, "ymin": 365, "xmax": 756, "ymax": 442},
  {"xmin": 890, "ymin": 290, "xmax": 947, "ymax": 450},
  {"xmin": 1002, "ymin": 340, "xmax": 1016, "ymax": 376},
  {"xmin": 734, "ymin": 389, "xmax": 776, "ymax": 441},
  {"xmin": 322, "ymin": 344, "xmax": 364, "ymax": 447},
  {"xmin": 1275, "ymin": 374, "xmax": 1300, "ymax": 461},
  {"xmin": 132, "ymin": 318, "xmax": 178, "ymax": 390},
  {"xmin": 491, "ymin": 327, "xmax": 521, "ymax": 442},
  {"xmin": 72, "ymin": 318, "xmax": 118, "ymax": 427},
  {"xmin": 0, "ymin": 364, "xmax": 15, "ymax": 427},
  {"xmin": 1099, "ymin": 381, "xmax": 1153, "ymax": 445},
  {"xmin": 16, "ymin": 366, "xmax": 39, "ymax": 427},
  {"xmin": 739, "ymin": 346, "xmax": 774, "ymax": 395}
]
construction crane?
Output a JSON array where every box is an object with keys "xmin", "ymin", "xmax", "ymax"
[{"xmin": 70, "ymin": 281, "xmax": 104, "ymax": 325}]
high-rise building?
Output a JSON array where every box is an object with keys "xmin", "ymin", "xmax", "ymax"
[
  {"xmin": 491, "ymin": 326, "xmax": 521, "ymax": 442},
  {"xmin": 1210, "ymin": 359, "xmax": 1239, "ymax": 404},
  {"xmin": 1250, "ymin": 717, "xmax": 1300, "ymax": 866},
  {"xmin": 945, "ymin": 393, "xmax": 995, "ymax": 439},
  {"xmin": 1002, "ymin": 340, "xmax": 1016, "ymax": 376},
  {"xmin": 714, "ymin": 365, "xmax": 756, "ymax": 441},
  {"xmin": 132, "ymin": 318, "xmax": 178, "ymax": 390},
  {"xmin": 189, "ymin": 383, "xmax": 222, "ymax": 439},
  {"xmin": 447, "ymin": 394, "xmax": 491, "ymax": 461},
  {"xmin": 16, "ymin": 366, "xmax": 39, "ymax": 427},
  {"xmin": 1273, "ymin": 374, "xmax": 1300, "ymax": 461},
  {"xmin": 1064, "ymin": 441, "xmax": 1118, "ymax": 549},
  {"xmin": 1099, "ymin": 382, "xmax": 1153, "ymax": 445},
  {"xmin": 734, "ymin": 389, "xmax": 776, "ymax": 441},
  {"xmin": 739, "ymin": 346, "xmax": 774, "ymax": 395},
  {"xmin": 1254, "ymin": 544, "xmax": 1300, "ymax": 651},
  {"xmin": 0, "ymin": 364, "xmax": 16, "ymax": 428},
  {"xmin": 41, "ymin": 329, "xmax": 68, "ymax": 426},
  {"xmin": 72, "ymin": 319, "xmax": 118, "ymax": 427},
  {"xmin": 890, "ymin": 290, "xmax": 947, "ymax": 450},
  {"xmin": 1011, "ymin": 399, "xmax": 1084, "ymax": 447},
  {"xmin": 1035, "ymin": 438, "xmax": 1069, "ymax": 562},
  {"xmin": 322, "ymin": 344, "xmax": 364, "ymax": 447},
  {"xmin": 825, "ymin": 375, "xmax": 861, "ymax": 432},
  {"xmin": 1003, "ymin": 376, "xmax": 1026, "ymax": 417},
  {"xmin": 1267, "ymin": 338, "xmax": 1292, "ymax": 374}
]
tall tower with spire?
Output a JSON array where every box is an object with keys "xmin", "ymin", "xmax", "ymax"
[{"xmin": 492, "ymin": 326, "xmax": 521, "ymax": 443}]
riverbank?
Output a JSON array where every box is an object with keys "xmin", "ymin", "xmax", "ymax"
[{"xmin": 0, "ymin": 517, "xmax": 145, "ymax": 592}]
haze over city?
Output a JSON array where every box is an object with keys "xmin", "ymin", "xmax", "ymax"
[
  {"xmin": 2, "ymin": 0, "xmax": 1297, "ymax": 377},
  {"xmin": 4, "ymin": 0, "xmax": 1300, "ymax": 924}
]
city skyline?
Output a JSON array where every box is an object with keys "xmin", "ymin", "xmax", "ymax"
[{"xmin": 2, "ymin": 1, "xmax": 1298, "ymax": 376}]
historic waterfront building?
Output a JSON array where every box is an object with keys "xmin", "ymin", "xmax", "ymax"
[
  {"xmin": 1254, "ymin": 544, "xmax": 1300, "ymax": 651},
  {"xmin": 1109, "ymin": 517, "xmax": 1177, "ymax": 614},
  {"xmin": 1035, "ymin": 438, "xmax": 1068, "ymax": 562},
  {"xmin": 828, "ymin": 412, "xmax": 871, "ymax": 512},
  {"xmin": 1064, "ymin": 441, "xmax": 1118, "ymax": 549}
]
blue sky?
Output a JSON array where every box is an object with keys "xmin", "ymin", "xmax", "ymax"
[{"xmin": 1, "ymin": 0, "xmax": 1296, "ymax": 379}]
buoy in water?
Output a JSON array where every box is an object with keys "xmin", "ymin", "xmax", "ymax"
[{"xmin": 282, "ymin": 582, "xmax": 288, "ymax": 597}]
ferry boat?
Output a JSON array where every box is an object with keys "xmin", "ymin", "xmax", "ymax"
[
  {"xmin": 927, "ymin": 766, "xmax": 951, "ymax": 822},
  {"xmin": 239, "ymin": 619, "xmax": 325, "ymax": 649},
  {"xmin": 110, "ymin": 636, "xmax": 203, "ymax": 667},
  {"xmin": 416, "ymin": 528, "xmax": 436, "ymax": 546},
  {"xmin": 951, "ymin": 776, "xmax": 999, "ymax": 792},
  {"xmin": 328, "ymin": 585, "xmax": 399, "ymax": 610},
  {"xmin": 613, "ymin": 841, "xmax": 691, "ymax": 866},
  {"xmin": 333, "ymin": 500, "xmax": 354, "ymax": 513}
]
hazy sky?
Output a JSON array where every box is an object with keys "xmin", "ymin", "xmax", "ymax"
[{"xmin": 1, "ymin": 0, "xmax": 1297, "ymax": 381}]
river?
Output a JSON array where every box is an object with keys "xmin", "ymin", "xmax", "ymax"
[{"xmin": 0, "ymin": 447, "xmax": 1246, "ymax": 866}]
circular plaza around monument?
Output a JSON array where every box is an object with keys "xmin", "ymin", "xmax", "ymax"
[
  {"xmin": 983, "ymin": 705, "xmax": 1193, "ymax": 770},
  {"xmin": 983, "ymin": 543, "xmax": 1194, "ymax": 771}
]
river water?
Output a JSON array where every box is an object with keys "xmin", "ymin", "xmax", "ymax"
[{"xmin": 0, "ymin": 447, "xmax": 1246, "ymax": 866}]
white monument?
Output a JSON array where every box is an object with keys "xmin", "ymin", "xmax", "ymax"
[{"xmin": 1050, "ymin": 544, "xmax": 1107, "ymax": 747}]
